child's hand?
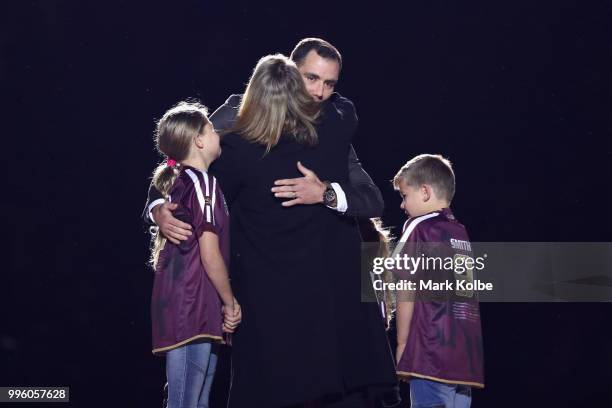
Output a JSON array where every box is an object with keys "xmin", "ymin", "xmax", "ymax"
[{"xmin": 222, "ymin": 298, "xmax": 242, "ymax": 333}]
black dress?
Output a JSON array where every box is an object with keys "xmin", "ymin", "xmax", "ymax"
[{"xmin": 210, "ymin": 99, "xmax": 397, "ymax": 408}]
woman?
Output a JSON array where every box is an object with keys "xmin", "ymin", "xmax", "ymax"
[{"xmin": 211, "ymin": 54, "xmax": 397, "ymax": 407}]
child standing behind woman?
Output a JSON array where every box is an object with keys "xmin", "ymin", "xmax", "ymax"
[{"xmin": 149, "ymin": 101, "xmax": 241, "ymax": 408}]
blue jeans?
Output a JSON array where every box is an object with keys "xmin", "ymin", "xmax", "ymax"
[
  {"xmin": 166, "ymin": 342, "xmax": 218, "ymax": 408},
  {"xmin": 410, "ymin": 378, "xmax": 471, "ymax": 408}
]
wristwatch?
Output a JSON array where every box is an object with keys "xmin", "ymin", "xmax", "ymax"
[{"xmin": 322, "ymin": 182, "xmax": 338, "ymax": 208}]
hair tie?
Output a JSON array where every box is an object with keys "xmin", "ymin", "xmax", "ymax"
[{"xmin": 167, "ymin": 158, "xmax": 176, "ymax": 167}]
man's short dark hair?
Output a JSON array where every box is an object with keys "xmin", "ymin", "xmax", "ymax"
[{"xmin": 290, "ymin": 38, "xmax": 342, "ymax": 70}]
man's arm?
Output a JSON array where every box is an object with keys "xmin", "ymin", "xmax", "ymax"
[
  {"xmin": 142, "ymin": 180, "xmax": 193, "ymax": 245},
  {"xmin": 271, "ymin": 146, "xmax": 384, "ymax": 218},
  {"xmin": 332, "ymin": 95, "xmax": 384, "ymax": 217},
  {"xmin": 338, "ymin": 145, "xmax": 384, "ymax": 218},
  {"xmin": 209, "ymin": 94, "xmax": 241, "ymax": 132},
  {"xmin": 271, "ymin": 93, "xmax": 384, "ymax": 218},
  {"xmin": 142, "ymin": 182, "xmax": 164, "ymax": 225}
]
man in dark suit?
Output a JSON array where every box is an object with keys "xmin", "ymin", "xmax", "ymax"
[{"xmin": 144, "ymin": 38, "xmax": 384, "ymax": 239}]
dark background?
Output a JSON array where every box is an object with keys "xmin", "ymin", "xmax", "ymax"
[{"xmin": 2, "ymin": 0, "xmax": 611, "ymax": 406}]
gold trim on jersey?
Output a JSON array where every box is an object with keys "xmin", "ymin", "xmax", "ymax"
[
  {"xmin": 152, "ymin": 333, "xmax": 225, "ymax": 354},
  {"xmin": 396, "ymin": 370, "xmax": 484, "ymax": 389}
]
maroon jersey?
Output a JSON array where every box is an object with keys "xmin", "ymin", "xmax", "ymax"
[
  {"xmin": 395, "ymin": 208, "xmax": 485, "ymax": 388},
  {"xmin": 151, "ymin": 165, "xmax": 230, "ymax": 354}
]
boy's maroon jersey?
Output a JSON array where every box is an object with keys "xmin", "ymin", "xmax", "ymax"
[
  {"xmin": 151, "ymin": 165, "xmax": 230, "ymax": 354},
  {"xmin": 395, "ymin": 208, "xmax": 485, "ymax": 388}
]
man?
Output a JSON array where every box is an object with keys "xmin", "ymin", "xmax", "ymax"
[
  {"xmin": 143, "ymin": 38, "xmax": 384, "ymax": 239},
  {"xmin": 144, "ymin": 39, "xmax": 399, "ymax": 407}
]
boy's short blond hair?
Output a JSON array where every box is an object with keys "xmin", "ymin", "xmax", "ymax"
[{"xmin": 393, "ymin": 154, "xmax": 456, "ymax": 203}]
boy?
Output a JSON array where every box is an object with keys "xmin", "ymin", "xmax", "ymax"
[{"xmin": 392, "ymin": 154, "xmax": 484, "ymax": 408}]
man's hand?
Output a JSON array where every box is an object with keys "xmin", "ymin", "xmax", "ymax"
[
  {"xmin": 271, "ymin": 161, "xmax": 326, "ymax": 207},
  {"xmin": 152, "ymin": 202, "xmax": 192, "ymax": 245}
]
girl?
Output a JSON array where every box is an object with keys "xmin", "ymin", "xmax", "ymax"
[{"xmin": 149, "ymin": 101, "xmax": 240, "ymax": 408}]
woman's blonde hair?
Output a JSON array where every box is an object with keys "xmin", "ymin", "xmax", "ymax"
[
  {"xmin": 370, "ymin": 218, "xmax": 397, "ymax": 328},
  {"xmin": 233, "ymin": 54, "xmax": 320, "ymax": 152},
  {"xmin": 150, "ymin": 101, "xmax": 210, "ymax": 268}
]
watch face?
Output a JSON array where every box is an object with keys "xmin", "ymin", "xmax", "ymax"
[{"xmin": 324, "ymin": 187, "xmax": 336, "ymax": 204}]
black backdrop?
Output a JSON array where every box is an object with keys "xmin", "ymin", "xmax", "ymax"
[{"xmin": 2, "ymin": 0, "xmax": 611, "ymax": 406}]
